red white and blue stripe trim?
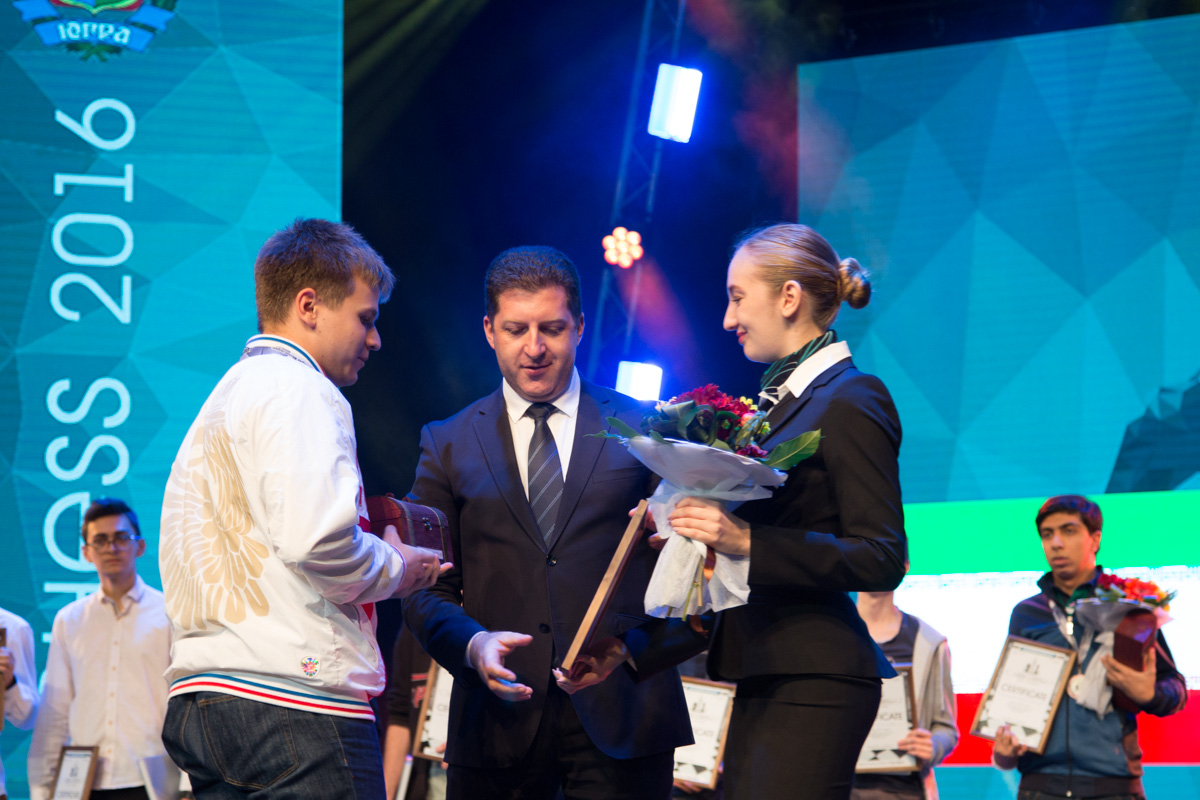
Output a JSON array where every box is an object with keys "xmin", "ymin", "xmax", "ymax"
[{"xmin": 170, "ymin": 672, "xmax": 375, "ymax": 720}]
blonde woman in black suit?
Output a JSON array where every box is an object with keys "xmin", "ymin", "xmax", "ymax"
[{"xmin": 667, "ymin": 223, "xmax": 909, "ymax": 800}]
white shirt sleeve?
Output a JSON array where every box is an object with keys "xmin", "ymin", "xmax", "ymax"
[
  {"xmin": 27, "ymin": 614, "xmax": 74, "ymax": 800},
  {"xmin": 4, "ymin": 614, "xmax": 40, "ymax": 730},
  {"xmin": 243, "ymin": 376, "xmax": 407, "ymax": 606}
]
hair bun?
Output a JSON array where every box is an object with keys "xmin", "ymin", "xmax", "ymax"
[{"xmin": 838, "ymin": 257, "xmax": 871, "ymax": 309}]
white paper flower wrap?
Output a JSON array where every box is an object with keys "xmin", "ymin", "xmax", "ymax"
[
  {"xmin": 1063, "ymin": 599, "xmax": 1170, "ymax": 718},
  {"xmin": 620, "ymin": 436, "xmax": 788, "ymax": 618}
]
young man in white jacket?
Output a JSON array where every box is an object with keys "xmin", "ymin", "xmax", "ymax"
[{"xmin": 160, "ymin": 219, "xmax": 445, "ymax": 799}]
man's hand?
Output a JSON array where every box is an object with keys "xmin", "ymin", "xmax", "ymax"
[
  {"xmin": 384, "ymin": 525, "xmax": 451, "ymax": 598},
  {"xmin": 669, "ymin": 497, "xmax": 751, "ymax": 556},
  {"xmin": 0, "ymin": 646, "xmax": 13, "ymax": 690},
  {"xmin": 992, "ymin": 724, "xmax": 1028, "ymax": 769},
  {"xmin": 467, "ymin": 631, "xmax": 534, "ymax": 701},
  {"xmin": 1102, "ymin": 647, "xmax": 1157, "ymax": 706},
  {"xmin": 897, "ymin": 727, "xmax": 934, "ymax": 761},
  {"xmin": 553, "ymin": 637, "xmax": 630, "ymax": 695},
  {"xmin": 673, "ymin": 778, "xmax": 704, "ymax": 794},
  {"xmin": 639, "ymin": 506, "xmax": 672, "ymax": 551}
]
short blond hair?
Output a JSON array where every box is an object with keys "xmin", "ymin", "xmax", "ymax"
[
  {"xmin": 254, "ymin": 218, "xmax": 394, "ymax": 330},
  {"xmin": 735, "ymin": 223, "xmax": 870, "ymax": 330}
]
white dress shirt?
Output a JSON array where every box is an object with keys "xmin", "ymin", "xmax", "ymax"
[
  {"xmin": 464, "ymin": 370, "xmax": 583, "ymax": 666},
  {"xmin": 27, "ymin": 577, "xmax": 171, "ymax": 799},
  {"xmin": 502, "ymin": 368, "xmax": 582, "ymax": 496},
  {"xmin": 0, "ymin": 606, "xmax": 40, "ymax": 797},
  {"xmin": 772, "ymin": 340, "xmax": 853, "ymax": 409}
]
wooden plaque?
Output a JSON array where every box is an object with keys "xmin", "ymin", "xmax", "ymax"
[
  {"xmin": 673, "ymin": 676, "xmax": 736, "ymax": 789},
  {"xmin": 50, "ymin": 746, "xmax": 98, "ymax": 800},
  {"xmin": 970, "ymin": 636, "xmax": 1077, "ymax": 755},
  {"xmin": 560, "ymin": 500, "xmax": 648, "ymax": 678}
]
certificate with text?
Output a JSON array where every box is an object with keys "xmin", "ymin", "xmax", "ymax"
[
  {"xmin": 672, "ymin": 677, "xmax": 735, "ymax": 789},
  {"xmin": 970, "ymin": 636, "xmax": 1076, "ymax": 754},
  {"xmin": 50, "ymin": 746, "xmax": 98, "ymax": 800},
  {"xmin": 856, "ymin": 664, "xmax": 918, "ymax": 773}
]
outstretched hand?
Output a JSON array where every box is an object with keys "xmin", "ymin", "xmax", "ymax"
[
  {"xmin": 468, "ymin": 631, "xmax": 534, "ymax": 701},
  {"xmin": 553, "ymin": 637, "xmax": 630, "ymax": 695}
]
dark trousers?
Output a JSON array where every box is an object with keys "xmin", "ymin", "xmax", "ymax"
[
  {"xmin": 724, "ymin": 674, "xmax": 882, "ymax": 800},
  {"xmin": 90, "ymin": 790, "xmax": 151, "ymax": 800},
  {"xmin": 446, "ymin": 684, "xmax": 674, "ymax": 800},
  {"xmin": 163, "ymin": 692, "xmax": 386, "ymax": 800}
]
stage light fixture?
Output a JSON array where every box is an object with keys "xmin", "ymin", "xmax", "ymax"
[
  {"xmin": 647, "ymin": 64, "xmax": 702, "ymax": 143},
  {"xmin": 602, "ymin": 226, "xmax": 644, "ymax": 269},
  {"xmin": 616, "ymin": 361, "xmax": 663, "ymax": 401}
]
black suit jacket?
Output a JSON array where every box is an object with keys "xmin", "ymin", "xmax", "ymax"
[
  {"xmin": 402, "ymin": 380, "xmax": 695, "ymax": 768},
  {"xmin": 708, "ymin": 358, "xmax": 907, "ymax": 682}
]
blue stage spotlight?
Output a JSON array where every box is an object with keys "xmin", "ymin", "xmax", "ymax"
[
  {"xmin": 616, "ymin": 361, "xmax": 664, "ymax": 401},
  {"xmin": 647, "ymin": 64, "xmax": 702, "ymax": 143}
]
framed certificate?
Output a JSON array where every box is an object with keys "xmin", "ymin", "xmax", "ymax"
[
  {"xmin": 412, "ymin": 663, "xmax": 454, "ymax": 762},
  {"xmin": 672, "ymin": 677, "xmax": 735, "ymax": 789},
  {"xmin": 856, "ymin": 664, "xmax": 918, "ymax": 773},
  {"xmin": 970, "ymin": 636, "xmax": 1077, "ymax": 754},
  {"xmin": 561, "ymin": 500, "xmax": 648, "ymax": 678},
  {"xmin": 50, "ymin": 746, "xmax": 98, "ymax": 800}
]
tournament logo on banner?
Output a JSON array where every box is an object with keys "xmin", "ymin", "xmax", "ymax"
[
  {"xmin": 11, "ymin": 0, "xmax": 176, "ymax": 58},
  {"xmin": 2, "ymin": 0, "xmax": 341, "ymax": 794}
]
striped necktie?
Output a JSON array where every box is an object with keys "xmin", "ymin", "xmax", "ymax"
[{"xmin": 525, "ymin": 402, "xmax": 564, "ymax": 543}]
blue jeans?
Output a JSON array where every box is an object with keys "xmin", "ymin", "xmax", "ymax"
[{"xmin": 163, "ymin": 692, "xmax": 385, "ymax": 800}]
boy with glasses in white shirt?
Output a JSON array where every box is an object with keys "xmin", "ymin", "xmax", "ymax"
[{"xmin": 28, "ymin": 497, "xmax": 175, "ymax": 800}]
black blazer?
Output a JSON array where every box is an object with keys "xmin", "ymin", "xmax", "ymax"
[
  {"xmin": 708, "ymin": 358, "xmax": 907, "ymax": 682},
  {"xmin": 401, "ymin": 380, "xmax": 695, "ymax": 768}
]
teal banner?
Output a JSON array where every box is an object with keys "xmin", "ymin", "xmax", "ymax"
[
  {"xmin": 798, "ymin": 15, "xmax": 1200, "ymax": 505},
  {"xmin": 1, "ymin": 3, "xmax": 341, "ymax": 789}
]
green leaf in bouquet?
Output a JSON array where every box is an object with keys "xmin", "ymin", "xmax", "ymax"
[
  {"xmin": 604, "ymin": 416, "xmax": 641, "ymax": 440},
  {"xmin": 588, "ymin": 431, "xmax": 630, "ymax": 442},
  {"xmin": 648, "ymin": 430, "xmax": 670, "ymax": 445},
  {"xmin": 764, "ymin": 429, "xmax": 822, "ymax": 470},
  {"xmin": 733, "ymin": 410, "xmax": 770, "ymax": 449},
  {"xmin": 674, "ymin": 404, "xmax": 701, "ymax": 439}
]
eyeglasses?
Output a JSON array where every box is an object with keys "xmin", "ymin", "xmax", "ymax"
[{"xmin": 84, "ymin": 532, "xmax": 142, "ymax": 550}]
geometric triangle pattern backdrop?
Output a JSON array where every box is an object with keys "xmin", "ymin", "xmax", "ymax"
[
  {"xmin": 798, "ymin": 15, "xmax": 1200, "ymax": 505},
  {"xmin": 0, "ymin": 0, "xmax": 340, "ymax": 730},
  {"xmin": 799, "ymin": 21, "xmax": 1200, "ymax": 794}
]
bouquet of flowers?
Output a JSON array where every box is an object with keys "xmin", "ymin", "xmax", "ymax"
[
  {"xmin": 1074, "ymin": 572, "xmax": 1174, "ymax": 631},
  {"xmin": 1094, "ymin": 573, "xmax": 1175, "ymax": 609},
  {"xmin": 1070, "ymin": 572, "xmax": 1175, "ymax": 715},
  {"xmin": 594, "ymin": 384, "xmax": 821, "ymax": 618}
]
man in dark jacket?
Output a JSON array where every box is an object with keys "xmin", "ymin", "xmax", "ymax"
[{"xmin": 992, "ymin": 495, "xmax": 1187, "ymax": 800}]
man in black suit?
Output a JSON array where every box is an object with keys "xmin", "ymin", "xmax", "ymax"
[{"xmin": 402, "ymin": 246, "xmax": 704, "ymax": 800}]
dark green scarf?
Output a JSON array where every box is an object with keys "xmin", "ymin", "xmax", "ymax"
[{"xmin": 758, "ymin": 330, "xmax": 837, "ymax": 409}]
